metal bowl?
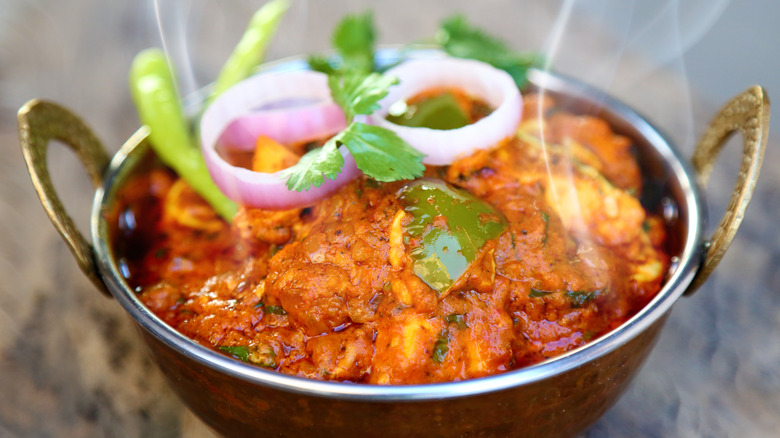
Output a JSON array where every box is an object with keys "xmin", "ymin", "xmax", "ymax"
[{"xmin": 18, "ymin": 50, "xmax": 769, "ymax": 437}]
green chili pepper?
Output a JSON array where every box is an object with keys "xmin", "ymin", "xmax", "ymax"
[
  {"xmin": 210, "ymin": 0, "xmax": 290, "ymax": 101},
  {"xmin": 386, "ymin": 92, "xmax": 470, "ymax": 130},
  {"xmin": 129, "ymin": 48, "xmax": 237, "ymax": 221},
  {"xmin": 399, "ymin": 179, "xmax": 507, "ymax": 294}
]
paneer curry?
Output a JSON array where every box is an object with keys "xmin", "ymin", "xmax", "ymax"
[{"xmin": 113, "ymin": 91, "xmax": 669, "ymax": 384}]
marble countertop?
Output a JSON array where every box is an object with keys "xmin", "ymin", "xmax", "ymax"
[{"xmin": 1, "ymin": 1, "xmax": 778, "ymax": 437}]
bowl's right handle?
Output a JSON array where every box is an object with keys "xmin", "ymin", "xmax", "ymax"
[
  {"xmin": 18, "ymin": 99, "xmax": 112, "ymax": 297},
  {"xmin": 686, "ymin": 86, "xmax": 770, "ymax": 295}
]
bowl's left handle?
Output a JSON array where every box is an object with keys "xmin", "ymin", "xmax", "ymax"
[{"xmin": 18, "ymin": 99, "xmax": 112, "ymax": 297}]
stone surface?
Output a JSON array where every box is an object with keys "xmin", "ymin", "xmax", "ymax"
[{"xmin": 1, "ymin": 1, "xmax": 778, "ymax": 437}]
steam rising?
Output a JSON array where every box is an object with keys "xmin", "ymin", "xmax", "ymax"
[{"xmin": 149, "ymin": 0, "xmax": 729, "ymax": 282}]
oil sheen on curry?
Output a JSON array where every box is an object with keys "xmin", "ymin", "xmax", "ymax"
[{"xmin": 113, "ymin": 91, "xmax": 669, "ymax": 384}]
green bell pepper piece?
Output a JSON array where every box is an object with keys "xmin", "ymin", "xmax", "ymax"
[
  {"xmin": 399, "ymin": 179, "xmax": 507, "ymax": 294},
  {"xmin": 387, "ymin": 92, "xmax": 470, "ymax": 130}
]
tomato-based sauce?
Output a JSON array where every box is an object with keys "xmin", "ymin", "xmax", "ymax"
[{"xmin": 111, "ymin": 93, "xmax": 669, "ymax": 384}]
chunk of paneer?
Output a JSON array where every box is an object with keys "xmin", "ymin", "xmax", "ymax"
[
  {"xmin": 371, "ymin": 312, "xmax": 444, "ymax": 384},
  {"xmin": 251, "ymin": 135, "xmax": 300, "ymax": 173},
  {"xmin": 544, "ymin": 171, "xmax": 645, "ymax": 246}
]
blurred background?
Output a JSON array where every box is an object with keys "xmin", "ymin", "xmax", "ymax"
[{"xmin": 1, "ymin": 0, "xmax": 778, "ymax": 437}]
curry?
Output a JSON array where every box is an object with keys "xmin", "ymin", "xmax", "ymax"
[{"xmin": 112, "ymin": 92, "xmax": 669, "ymax": 384}]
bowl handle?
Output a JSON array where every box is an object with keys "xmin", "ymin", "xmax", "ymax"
[
  {"xmin": 18, "ymin": 99, "xmax": 112, "ymax": 297},
  {"xmin": 686, "ymin": 86, "xmax": 770, "ymax": 295}
]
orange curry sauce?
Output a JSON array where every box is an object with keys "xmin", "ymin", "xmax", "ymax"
[{"xmin": 112, "ymin": 94, "xmax": 669, "ymax": 384}]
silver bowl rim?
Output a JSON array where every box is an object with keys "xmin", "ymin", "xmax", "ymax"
[{"xmin": 91, "ymin": 48, "xmax": 705, "ymax": 402}]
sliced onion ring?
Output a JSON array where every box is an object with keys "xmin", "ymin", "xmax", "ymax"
[
  {"xmin": 372, "ymin": 57, "xmax": 522, "ymax": 165},
  {"xmin": 219, "ymin": 102, "xmax": 345, "ymax": 150},
  {"xmin": 201, "ymin": 71, "xmax": 358, "ymax": 210}
]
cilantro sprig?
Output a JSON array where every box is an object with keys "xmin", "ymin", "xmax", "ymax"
[
  {"xmin": 308, "ymin": 11, "xmax": 376, "ymax": 76},
  {"xmin": 283, "ymin": 72, "xmax": 425, "ymax": 191},
  {"xmin": 285, "ymin": 14, "xmax": 425, "ymax": 192},
  {"xmin": 286, "ymin": 11, "xmax": 544, "ymax": 192},
  {"xmin": 436, "ymin": 15, "xmax": 544, "ymax": 88}
]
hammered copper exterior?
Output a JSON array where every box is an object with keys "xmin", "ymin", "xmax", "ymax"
[{"xmin": 140, "ymin": 316, "xmax": 666, "ymax": 438}]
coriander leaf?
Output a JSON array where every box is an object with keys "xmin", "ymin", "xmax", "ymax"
[
  {"xmin": 432, "ymin": 332, "xmax": 450, "ymax": 363},
  {"xmin": 445, "ymin": 314, "xmax": 468, "ymax": 330},
  {"xmin": 331, "ymin": 11, "xmax": 375, "ymax": 74},
  {"xmin": 218, "ymin": 345, "xmax": 251, "ymax": 362},
  {"xmin": 529, "ymin": 287, "xmax": 554, "ymax": 298},
  {"xmin": 437, "ymin": 14, "xmax": 543, "ymax": 88},
  {"xmin": 438, "ymin": 15, "xmax": 511, "ymax": 61},
  {"xmin": 282, "ymin": 137, "xmax": 344, "ymax": 191},
  {"xmin": 328, "ymin": 73, "xmax": 398, "ymax": 122},
  {"xmin": 264, "ymin": 305, "xmax": 287, "ymax": 315},
  {"xmin": 566, "ymin": 288, "xmax": 605, "ymax": 308},
  {"xmin": 307, "ymin": 54, "xmax": 338, "ymax": 75},
  {"xmin": 338, "ymin": 122, "xmax": 425, "ymax": 182}
]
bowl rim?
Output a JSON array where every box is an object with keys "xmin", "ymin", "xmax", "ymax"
[{"xmin": 92, "ymin": 48, "xmax": 705, "ymax": 401}]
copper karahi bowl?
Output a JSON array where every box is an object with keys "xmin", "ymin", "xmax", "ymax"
[{"xmin": 19, "ymin": 49, "xmax": 768, "ymax": 437}]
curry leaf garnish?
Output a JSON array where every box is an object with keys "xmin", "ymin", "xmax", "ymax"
[{"xmin": 436, "ymin": 14, "xmax": 543, "ymax": 88}]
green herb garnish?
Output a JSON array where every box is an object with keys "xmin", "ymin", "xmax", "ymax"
[
  {"xmin": 529, "ymin": 287, "xmax": 554, "ymax": 298},
  {"xmin": 309, "ymin": 11, "xmax": 375, "ymax": 75},
  {"xmin": 219, "ymin": 345, "xmax": 251, "ymax": 362},
  {"xmin": 218, "ymin": 344, "xmax": 277, "ymax": 367},
  {"xmin": 445, "ymin": 314, "xmax": 468, "ymax": 330},
  {"xmin": 436, "ymin": 14, "xmax": 543, "ymax": 88},
  {"xmin": 432, "ymin": 332, "xmax": 450, "ymax": 363},
  {"xmin": 286, "ymin": 13, "xmax": 426, "ymax": 192},
  {"xmin": 264, "ymin": 305, "xmax": 287, "ymax": 315},
  {"xmin": 282, "ymin": 72, "xmax": 425, "ymax": 191},
  {"xmin": 540, "ymin": 210, "xmax": 550, "ymax": 244},
  {"xmin": 566, "ymin": 289, "xmax": 604, "ymax": 307}
]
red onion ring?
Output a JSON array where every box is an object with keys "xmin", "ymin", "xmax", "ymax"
[
  {"xmin": 201, "ymin": 70, "xmax": 359, "ymax": 210},
  {"xmin": 218, "ymin": 102, "xmax": 346, "ymax": 150},
  {"xmin": 372, "ymin": 58, "xmax": 522, "ymax": 165}
]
